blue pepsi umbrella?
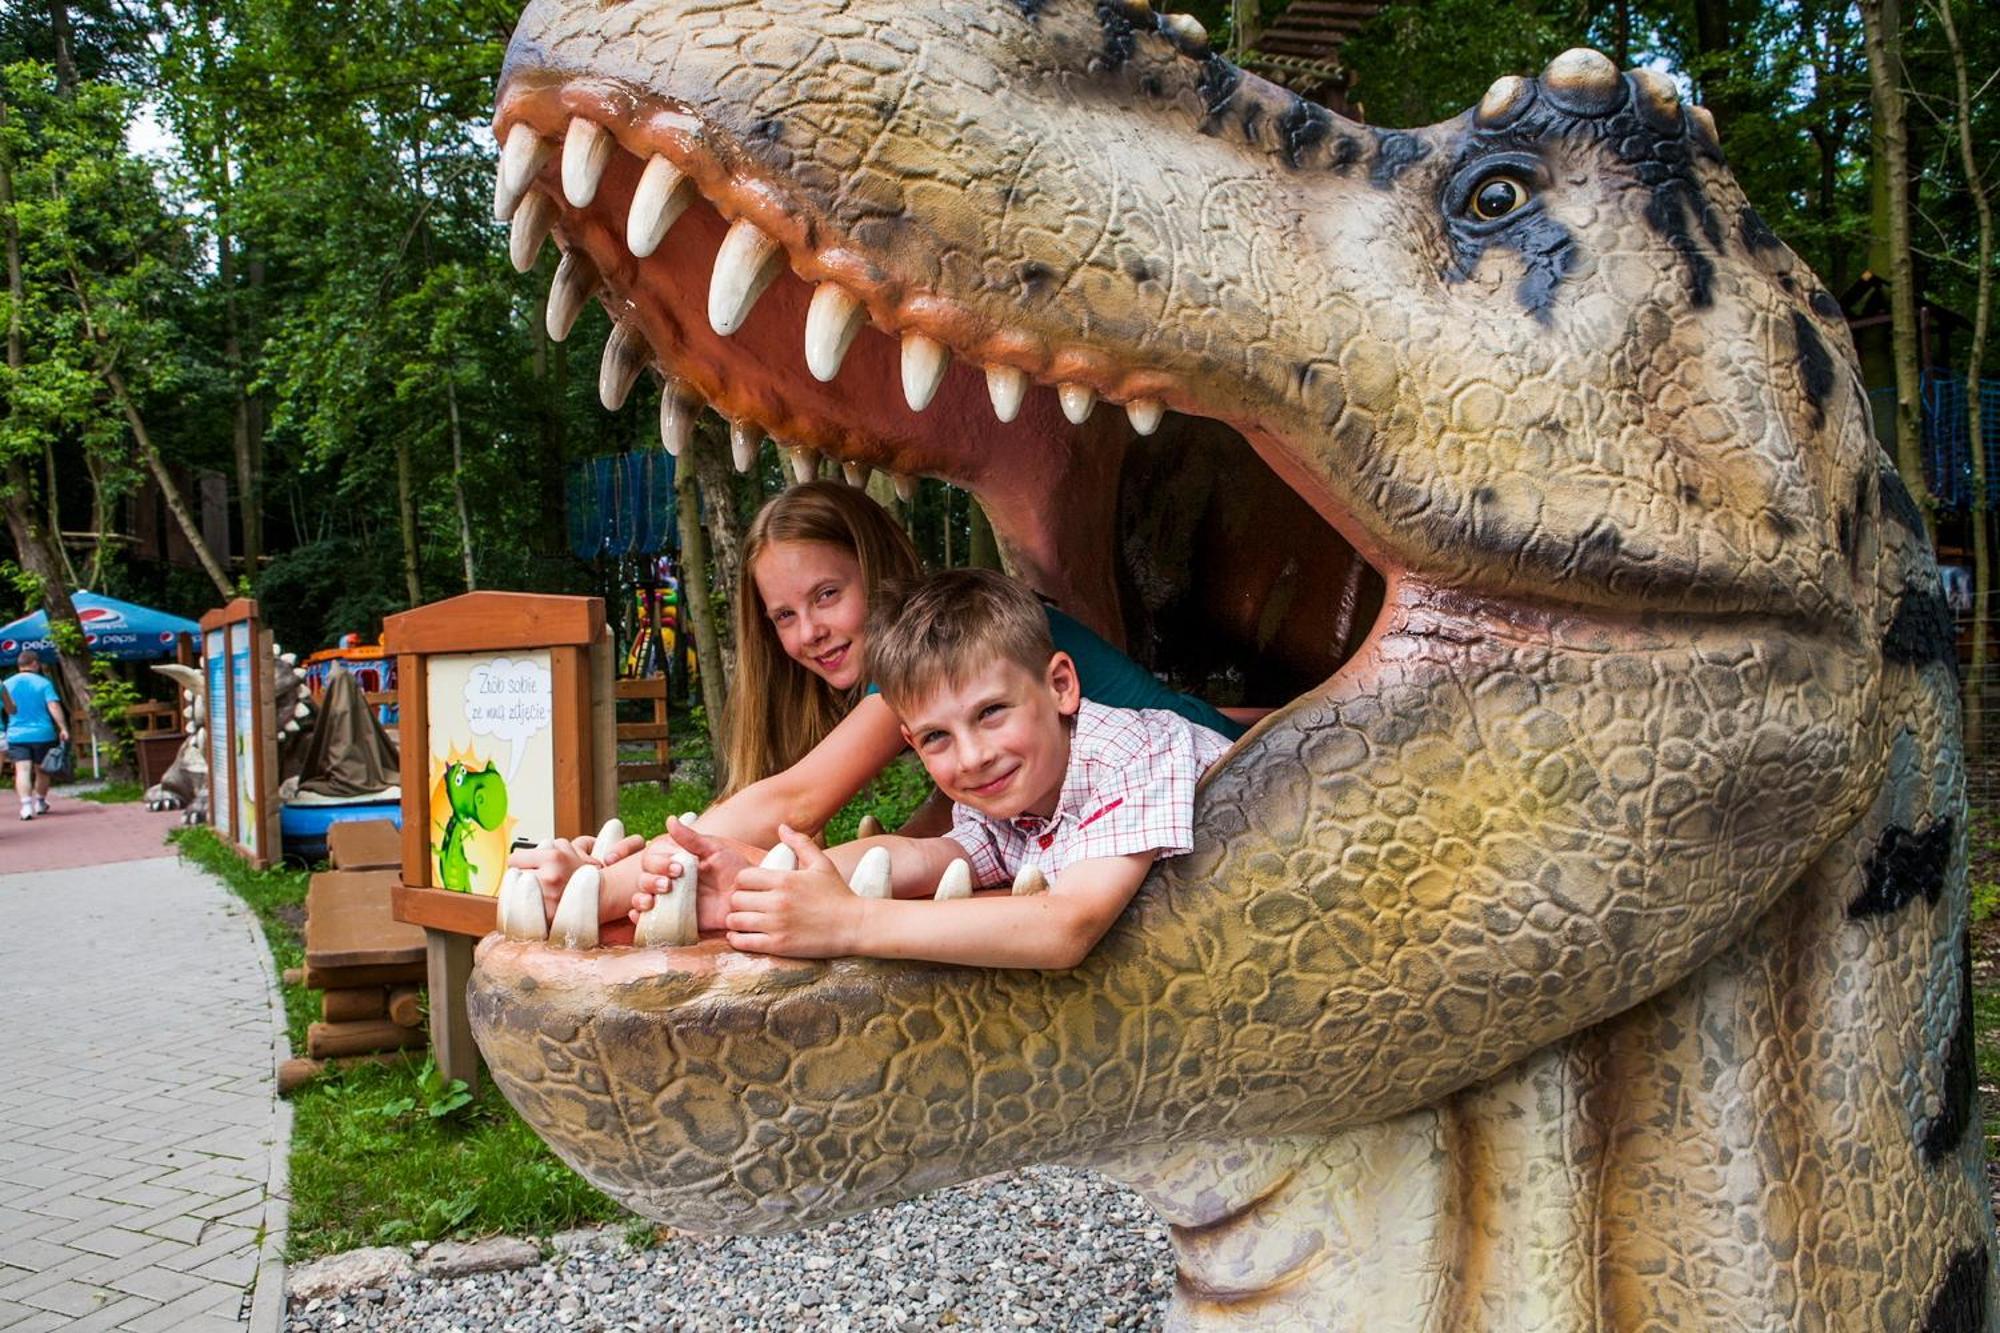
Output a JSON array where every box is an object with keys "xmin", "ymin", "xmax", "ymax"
[{"xmin": 0, "ymin": 591, "xmax": 201, "ymax": 665}]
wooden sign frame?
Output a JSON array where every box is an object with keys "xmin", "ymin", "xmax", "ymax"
[
  {"xmin": 384, "ymin": 592, "xmax": 614, "ymax": 936},
  {"xmin": 198, "ymin": 599, "xmax": 281, "ymax": 870}
]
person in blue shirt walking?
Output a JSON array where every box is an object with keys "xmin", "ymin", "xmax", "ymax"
[{"xmin": 4, "ymin": 649, "xmax": 70, "ymax": 820}]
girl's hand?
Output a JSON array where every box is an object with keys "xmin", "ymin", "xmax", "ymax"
[
  {"xmin": 633, "ymin": 818, "xmax": 759, "ymax": 932},
  {"xmin": 724, "ymin": 826, "xmax": 866, "ymax": 957},
  {"xmin": 511, "ymin": 833, "xmax": 644, "ymax": 923}
]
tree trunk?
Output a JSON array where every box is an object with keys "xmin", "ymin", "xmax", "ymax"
[
  {"xmin": 968, "ymin": 497, "xmax": 1001, "ymax": 570},
  {"xmin": 395, "ymin": 431, "xmax": 422, "ymax": 605},
  {"xmin": 42, "ymin": 440, "xmax": 77, "ymax": 586},
  {"xmin": 1860, "ymin": 0, "xmax": 1932, "ymax": 527},
  {"xmin": 688, "ymin": 420, "xmax": 746, "ymax": 670},
  {"xmin": 531, "ymin": 288, "xmax": 568, "ymax": 550},
  {"xmin": 215, "ymin": 139, "xmax": 264, "ymax": 573},
  {"xmin": 446, "ymin": 370, "xmax": 476, "ymax": 589},
  {"xmin": 101, "ymin": 364, "xmax": 233, "ymax": 600},
  {"xmin": 1936, "ymin": 0, "xmax": 1992, "ymax": 755},
  {"xmin": 84, "ymin": 447, "xmax": 111, "ymax": 588},
  {"xmin": 675, "ymin": 435, "xmax": 728, "ymax": 770},
  {"xmin": 49, "ymin": 0, "xmax": 79, "ymax": 95}
]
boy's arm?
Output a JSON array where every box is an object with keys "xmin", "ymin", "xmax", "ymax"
[{"xmin": 729, "ymin": 829, "xmax": 1154, "ymax": 969}]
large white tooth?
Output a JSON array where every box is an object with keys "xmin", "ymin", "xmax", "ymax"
[
  {"xmin": 856, "ymin": 814, "xmax": 884, "ymax": 839},
  {"xmin": 842, "ymin": 460, "xmax": 872, "ymax": 488},
  {"xmin": 546, "ymin": 249, "xmax": 599, "ymax": 342},
  {"xmin": 934, "ymin": 860, "xmax": 972, "ymax": 901},
  {"xmin": 985, "ymin": 367, "xmax": 1027, "ymax": 423},
  {"xmin": 729, "ymin": 420, "xmax": 760, "ymax": 473},
  {"xmin": 633, "ymin": 850, "xmax": 698, "ymax": 947},
  {"xmin": 598, "ymin": 324, "xmax": 648, "ymax": 410},
  {"xmin": 678, "ymin": 812, "xmax": 701, "ymax": 828},
  {"xmin": 495, "ymin": 124, "xmax": 553, "ymax": 220},
  {"xmin": 509, "ymin": 191, "xmax": 557, "ymax": 273},
  {"xmin": 658, "ymin": 384, "xmax": 698, "ymax": 456},
  {"xmin": 787, "ymin": 446, "xmax": 820, "ymax": 485},
  {"xmin": 549, "ymin": 864, "xmax": 601, "ymax": 950},
  {"xmin": 1125, "ymin": 399, "xmax": 1164, "ymax": 435},
  {"xmin": 497, "ymin": 869, "xmax": 549, "ymax": 941},
  {"xmin": 708, "ymin": 219, "xmax": 783, "ymax": 335},
  {"xmin": 892, "ymin": 473, "xmax": 917, "ymax": 503},
  {"xmin": 900, "ymin": 334, "xmax": 949, "ymax": 412},
  {"xmin": 593, "ymin": 817, "xmax": 626, "ymax": 853},
  {"xmin": 1011, "ymin": 864, "xmax": 1048, "ymax": 897},
  {"xmin": 849, "ymin": 846, "xmax": 892, "ymax": 899},
  {"xmin": 1058, "ymin": 383, "xmax": 1097, "ymax": 424},
  {"xmin": 759, "ymin": 843, "xmax": 799, "ymax": 872},
  {"xmin": 561, "ymin": 117, "xmax": 615, "ymax": 209},
  {"xmin": 804, "ymin": 284, "xmax": 864, "ymax": 381},
  {"xmin": 627, "ymin": 155, "xmax": 693, "ymax": 258}
]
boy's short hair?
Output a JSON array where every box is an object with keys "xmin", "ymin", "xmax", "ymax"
[{"xmin": 867, "ymin": 569, "xmax": 1054, "ymax": 711}]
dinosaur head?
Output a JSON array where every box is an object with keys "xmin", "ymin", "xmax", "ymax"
[
  {"xmin": 446, "ymin": 760, "xmax": 509, "ymax": 829},
  {"xmin": 474, "ymin": 0, "xmax": 1884, "ymax": 1237}
]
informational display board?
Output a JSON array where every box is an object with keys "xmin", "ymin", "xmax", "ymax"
[
  {"xmin": 200, "ymin": 599, "xmax": 281, "ymax": 869},
  {"xmin": 422, "ymin": 649, "xmax": 555, "ymax": 896}
]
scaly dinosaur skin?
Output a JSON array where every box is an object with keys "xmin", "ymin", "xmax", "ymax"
[{"xmin": 472, "ymin": 4, "xmax": 1994, "ymax": 1325}]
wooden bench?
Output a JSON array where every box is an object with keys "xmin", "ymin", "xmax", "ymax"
[
  {"xmin": 303, "ymin": 869, "xmax": 429, "ymax": 1061},
  {"xmin": 326, "ymin": 818, "xmax": 402, "ymax": 871}
]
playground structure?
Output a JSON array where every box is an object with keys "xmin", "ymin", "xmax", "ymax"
[{"xmin": 467, "ymin": 2, "xmax": 1993, "ymax": 1327}]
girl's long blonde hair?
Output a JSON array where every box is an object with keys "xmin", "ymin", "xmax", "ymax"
[{"xmin": 719, "ymin": 481, "xmax": 922, "ymax": 796}]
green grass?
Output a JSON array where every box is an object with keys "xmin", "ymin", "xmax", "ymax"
[
  {"xmin": 174, "ymin": 760, "xmax": 938, "ymax": 1261},
  {"xmin": 74, "ymin": 780, "xmax": 146, "ymax": 804}
]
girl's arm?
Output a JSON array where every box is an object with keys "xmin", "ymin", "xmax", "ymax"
[
  {"xmin": 693, "ymin": 693, "xmax": 911, "ymax": 845},
  {"xmin": 823, "ymin": 831, "xmax": 972, "ymax": 898}
]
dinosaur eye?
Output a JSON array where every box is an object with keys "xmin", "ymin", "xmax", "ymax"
[{"xmin": 1468, "ymin": 173, "xmax": 1531, "ymax": 221}]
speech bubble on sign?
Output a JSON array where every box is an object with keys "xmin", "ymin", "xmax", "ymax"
[{"xmin": 463, "ymin": 656, "xmax": 554, "ymax": 785}]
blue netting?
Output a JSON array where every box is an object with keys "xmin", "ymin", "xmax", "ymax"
[
  {"xmin": 566, "ymin": 451, "xmax": 679, "ymax": 559},
  {"xmin": 1871, "ymin": 371, "xmax": 2000, "ymax": 511}
]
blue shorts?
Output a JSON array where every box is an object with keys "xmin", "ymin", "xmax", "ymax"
[{"xmin": 6, "ymin": 740, "xmax": 54, "ymax": 765}]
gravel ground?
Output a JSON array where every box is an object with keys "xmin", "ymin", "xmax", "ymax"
[{"xmin": 287, "ymin": 1166, "xmax": 1174, "ymax": 1332}]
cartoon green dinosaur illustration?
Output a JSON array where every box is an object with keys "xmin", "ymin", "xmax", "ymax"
[{"xmin": 437, "ymin": 760, "xmax": 507, "ymax": 891}]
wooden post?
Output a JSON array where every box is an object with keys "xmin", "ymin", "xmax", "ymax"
[{"xmin": 425, "ymin": 932, "xmax": 478, "ymax": 1086}]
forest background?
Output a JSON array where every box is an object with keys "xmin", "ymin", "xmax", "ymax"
[{"xmin": 1, "ymin": 0, "xmax": 1994, "ymax": 770}]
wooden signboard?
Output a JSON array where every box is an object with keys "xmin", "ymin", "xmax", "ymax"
[
  {"xmin": 199, "ymin": 599, "xmax": 281, "ymax": 870},
  {"xmin": 383, "ymin": 591, "xmax": 616, "ymax": 1086}
]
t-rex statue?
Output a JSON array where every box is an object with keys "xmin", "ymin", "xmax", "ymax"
[{"xmin": 470, "ymin": 3, "xmax": 1995, "ymax": 1326}]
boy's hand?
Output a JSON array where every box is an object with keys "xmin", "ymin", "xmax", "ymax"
[
  {"xmin": 509, "ymin": 832, "xmax": 645, "ymax": 926},
  {"xmin": 725, "ymin": 826, "xmax": 866, "ymax": 958},
  {"xmin": 633, "ymin": 818, "xmax": 758, "ymax": 932}
]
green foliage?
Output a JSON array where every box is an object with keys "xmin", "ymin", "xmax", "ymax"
[
  {"xmin": 75, "ymin": 779, "xmax": 144, "ymax": 803},
  {"xmin": 85, "ymin": 656, "xmax": 141, "ymax": 768}
]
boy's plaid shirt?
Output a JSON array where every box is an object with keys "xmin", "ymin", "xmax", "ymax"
[{"xmin": 945, "ymin": 698, "xmax": 1232, "ymax": 888}]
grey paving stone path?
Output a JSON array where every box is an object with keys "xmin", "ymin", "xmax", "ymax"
[{"xmin": 0, "ymin": 854, "xmax": 289, "ymax": 1332}]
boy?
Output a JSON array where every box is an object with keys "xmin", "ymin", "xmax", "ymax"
[{"xmin": 525, "ymin": 569, "xmax": 1230, "ymax": 967}]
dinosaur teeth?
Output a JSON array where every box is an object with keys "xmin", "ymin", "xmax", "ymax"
[
  {"xmin": 1125, "ymin": 399, "xmax": 1164, "ymax": 435},
  {"xmin": 632, "ymin": 851, "xmax": 698, "ymax": 947},
  {"xmin": 786, "ymin": 445, "xmax": 820, "ymax": 484},
  {"xmin": 593, "ymin": 817, "xmax": 626, "ymax": 852},
  {"xmin": 848, "ymin": 846, "xmax": 892, "ymax": 899},
  {"xmin": 1058, "ymin": 384, "xmax": 1097, "ymax": 424},
  {"xmin": 729, "ymin": 420, "xmax": 760, "ymax": 473},
  {"xmin": 658, "ymin": 383, "xmax": 698, "ymax": 456},
  {"xmin": 1011, "ymin": 864, "xmax": 1047, "ymax": 896},
  {"xmin": 841, "ymin": 460, "xmax": 872, "ymax": 488},
  {"xmin": 627, "ymin": 155, "xmax": 693, "ymax": 258},
  {"xmin": 900, "ymin": 334, "xmax": 949, "ymax": 412},
  {"xmin": 495, "ymin": 123, "xmax": 552, "ymax": 220},
  {"xmin": 856, "ymin": 814, "xmax": 883, "ymax": 839},
  {"xmin": 546, "ymin": 249, "xmax": 599, "ymax": 342},
  {"xmin": 508, "ymin": 191, "xmax": 557, "ymax": 273},
  {"xmin": 760, "ymin": 843, "xmax": 799, "ymax": 872},
  {"xmin": 549, "ymin": 864, "xmax": 601, "ymax": 950},
  {"xmin": 893, "ymin": 474, "xmax": 917, "ymax": 503},
  {"xmin": 708, "ymin": 219, "xmax": 783, "ymax": 336},
  {"xmin": 985, "ymin": 366, "xmax": 1027, "ymax": 422},
  {"xmin": 497, "ymin": 868, "xmax": 549, "ymax": 941},
  {"xmin": 598, "ymin": 324, "xmax": 648, "ymax": 410},
  {"xmin": 561, "ymin": 117, "xmax": 615, "ymax": 209},
  {"xmin": 804, "ymin": 283, "xmax": 865, "ymax": 381},
  {"xmin": 933, "ymin": 860, "xmax": 972, "ymax": 901}
]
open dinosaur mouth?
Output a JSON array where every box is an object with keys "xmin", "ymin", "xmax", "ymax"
[{"xmin": 495, "ymin": 90, "xmax": 1387, "ymax": 718}]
